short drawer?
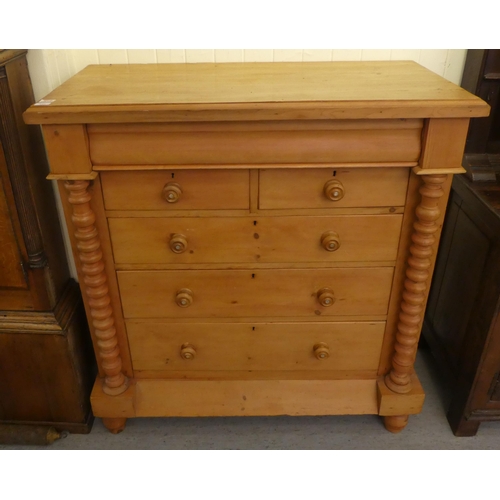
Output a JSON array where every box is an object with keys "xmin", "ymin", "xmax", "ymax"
[
  {"xmin": 100, "ymin": 169, "xmax": 250, "ymax": 210},
  {"xmin": 127, "ymin": 321, "xmax": 385, "ymax": 372},
  {"xmin": 259, "ymin": 167, "xmax": 409, "ymax": 209},
  {"xmin": 117, "ymin": 268, "xmax": 394, "ymax": 319},
  {"xmin": 109, "ymin": 214, "xmax": 403, "ymax": 265}
]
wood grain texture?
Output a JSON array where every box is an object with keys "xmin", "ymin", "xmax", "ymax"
[
  {"xmin": 259, "ymin": 168, "xmax": 409, "ymax": 209},
  {"xmin": 126, "ymin": 321, "xmax": 385, "ymax": 372},
  {"xmin": 377, "ymin": 374, "xmax": 425, "ymax": 415},
  {"xmin": 133, "ymin": 369, "xmax": 379, "ymax": 380},
  {"xmin": 422, "ymin": 173, "xmax": 500, "ymax": 435},
  {"xmin": 42, "ymin": 125, "xmax": 92, "ymax": 175},
  {"xmin": 0, "ymin": 281, "xmax": 95, "ymax": 431},
  {"xmin": 101, "ymin": 418, "xmax": 127, "ymax": 434},
  {"xmin": 2, "ymin": 54, "xmax": 70, "ymax": 306},
  {"xmin": 0, "ymin": 149, "xmax": 26, "ymax": 288},
  {"xmin": 23, "ymin": 62, "xmax": 489, "ymax": 124},
  {"xmin": 134, "ymin": 379, "xmax": 379, "ymax": 417},
  {"xmin": 419, "ymin": 118, "xmax": 471, "ymax": 170},
  {"xmin": 88, "ymin": 120, "xmax": 422, "ymax": 165},
  {"xmin": 379, "ymin": 172, "xmax": 452, "ymax": 376},
  {"xmin": 0, "ymin": 61, "xmax": 47, "ymax": 272},
  {"xmin": 0, "ymin": 50, "xmax": 27, "ymax": 65},
  {"xmin": 117, "ymin": 268, "xmax": 394, "ymax": 319},
  {"xmin": 90, "ymin": 377, "xmax": 135, "ymax": 418},
  {"xmin": 90, "ymin": 376, "xmax": 378, "ymax": 418},
  {"xmin": 0, "ymin": 51, "xmax": 94, "ymax": 433},
  {"xmin": 57, "ymin": 177, "xmax": 133, "ymax": 379},
  {"xmin": 64, "ymin": 180, "xmax": 129, "ymax": 395},
  {"xmin": 25, "ymin": 61, "xmax": 485, "ymax": 430},
  {"xmin": 383, "ymin": 415, "xmax": 410, "ymax": 433},
  {"xmin": 385, "ymin": 175, "xmax": 448, "ymax": 393},
  {"xmin": 100, "ymin": 169, "xmax": 249, "ymax": 210},
  {"xmin": 108, "ymin": 215, "xmax": 403, "ymax": 265}
]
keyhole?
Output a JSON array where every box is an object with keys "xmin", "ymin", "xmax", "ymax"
[
  {"xmin": 251, "ymin": 273, "xmax": 255, "ymax": 279},
  {"xmin": 253, "ymin": 220, "xmax": 257, "ymax": 226},
  {"xmin": 333, "ymin": 170, "xmax": 337, "ymax": 177},
  {"xmin": 171, "ymin": 172, "xmax": 175, "ymax": 178}
]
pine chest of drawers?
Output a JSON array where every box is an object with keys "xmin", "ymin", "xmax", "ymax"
[{"xmin": 24, "ymin": 61, "xmax": 489, "ymax": 434}]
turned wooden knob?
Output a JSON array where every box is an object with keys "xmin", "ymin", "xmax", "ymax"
[
  {"xmin": 162, "ymin": 182, "xmax": 182, "ymax": 203},
  {"xmin": 176, "ymin": 288, "xmax": 193, "ymax": 307},
  {"xmin": 324, "ymin": 179, "xmax": 345, "ymax": 201},
  {"xmin": 321, "ymin": 231, "xmax": 341, "ymax": 252},
  {"xmin": 317, "ymin": 287, "xmax": 335, "ymax": 307},
  {"xmin": 180, "ymin": 343, "xmax": 196, "ymax": 360},
  {"xmin": 313, "ymin": 342, "xmax": 330, "ymax": 360},
  {"xmin": 169, "ymin": 233, "xmax": 187, "ymax": 253}
]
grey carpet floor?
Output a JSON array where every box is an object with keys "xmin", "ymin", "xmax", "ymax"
[{"xmin": 2, "ymin": 347, "xmax": 500, "ymax": 449}]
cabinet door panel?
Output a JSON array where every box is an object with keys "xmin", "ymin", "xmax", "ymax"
[{"xmin": 0, "ymin": 150, "xmax": 26, "ymax": 289}]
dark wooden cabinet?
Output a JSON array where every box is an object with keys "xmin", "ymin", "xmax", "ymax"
[
  {"xmin": 422, "ymin": 49, "xmax": 500, "ymax": 436},
  {"xmin": 0, "ymin": 50, "xmax": 95, "ymax": 435},
  {"xmin": 423, "ymin": 175, "xmax": 500, "ymax": 436},
  {"xmin": 461, "ymin": 49, "xmax": 500, "ymax": 155}
]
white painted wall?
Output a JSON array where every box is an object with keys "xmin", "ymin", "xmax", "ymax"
[{"xmin": 26, "ymin": 49, "xmax": 467, "ymax": 101}]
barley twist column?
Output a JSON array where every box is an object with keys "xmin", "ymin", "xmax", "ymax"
[
  {"xmin": 385, "ymin": 174, "xmax": 447, "ymax": 394},
  {"xmin": 65, "ymin": 180, "xmax": 129, "ymax": 396}
]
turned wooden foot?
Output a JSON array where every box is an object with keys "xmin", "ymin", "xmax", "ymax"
[
  {"xmin": 384, "ymin": 415, "xmax": 409, "ymax": 433},
  {"xmin": 101, "ymin": 418, "xmax": 127, "ymax": 434}
]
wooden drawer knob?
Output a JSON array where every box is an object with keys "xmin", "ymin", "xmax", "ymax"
[
  {"xmin": 162, "ymin": 182, "xmax": 182, "ymax": 203},
  {"xmin": 321, "ymin": 231, "xmax": 341, "ymax": 252},
  {"xmin": 313, "ymin": 342, "xmax": 330, "ymax": 360},
  {"xmin": 180, "ymin": 343, "xmax": 196, "ymax": 360},
  {"xmin": 176, "ymin": 288, "xmax": 193, "ymax": 307},
  {"xmin": 324, "ymin": 179, "xmax": 345, "ymax": 201},
  {"xmin": 169, "ymin": 233, "xmax": 188, "ymax": 253},
  {"xmin": 317, "ymin": 287, "xmax": 335, "ymax": 307}
]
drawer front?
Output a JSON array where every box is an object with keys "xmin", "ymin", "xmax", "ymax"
[
  {"xmin": 117, "ymin": 268, "xmax": 394, "ymax": 319},
  {"xmin": 88, "ymin": 120, "xmax": 422, "ymax": 165},
  {"xmin": 100, "ymin": 170, "xmax": 250, "ymax": 210},
  {"xmin": 127, "ymin": 321, "xmax": 385, "ymax": 372},
  {"xmin": 259, "ymin": 167, "xmax": 409, "ymax": 209},
  {"xmin": 109, "ymin": 214, "xmax": 403, "ymax": 265}
]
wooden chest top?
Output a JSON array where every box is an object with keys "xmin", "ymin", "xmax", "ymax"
[{"xmin": 23, "ymin": 61, "xmax": 489, "ymax": 124}]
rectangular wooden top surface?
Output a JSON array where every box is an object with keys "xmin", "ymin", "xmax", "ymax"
[{"xmin": 24, "ymin": 61, "xmax": 490, "ymax": 124}]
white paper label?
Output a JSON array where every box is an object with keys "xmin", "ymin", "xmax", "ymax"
[{"xmin": 34, "ymin": 99, "xmax": 56, "ymax": 106}]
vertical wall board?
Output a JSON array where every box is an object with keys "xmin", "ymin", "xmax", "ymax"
[
  {"xmin": 156, "ymin": 50, "xmax": 186, "ymax": 63},
  {"xmin": 361, "ymin": 49, "xmax": 392, "ymax": 61},
  {"xmin": 303, "ymin": 50, "xmax": 333, "ymax": 61},
  {"xmin": 332, "ymin": 50, "xmax": 363, "ymax": 61},
  {"xmin": 97, "ymin": 50, "xmax": 128, "ymax": 64},
  {"xmin": 127, "ymin": 50, "xmax": 157, "ymax": 64},
  {"xmin": 274, "ymin": 50, "xmax": 303, "ymax": 62},
  {"xmin": 215, "ymin": 50, "xmax": 244, "ymax": 62},
  {"xmin": 185, "ymin": 50, "xmax": 215, "ymax": 63},
  {"xmin": 244, "ymin": 49, "xmax": 274, "ymax": 62}
]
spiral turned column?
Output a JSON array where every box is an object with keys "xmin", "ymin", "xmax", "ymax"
[
  {"xmin": 64, "ymin": 180, "xmax": 129, "ymax": 396},
  {"xmin": 385, "ymin": 174, "xmax": 447, "ymax": 394}
]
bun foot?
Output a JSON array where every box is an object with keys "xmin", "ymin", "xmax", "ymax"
[
  {"xmin": 102, "ymin": 418, "xmax": 127, "ymax": 434},
  {"xmin": 384, "ymin": 415, "xmax": 409, "ymax": 433}
]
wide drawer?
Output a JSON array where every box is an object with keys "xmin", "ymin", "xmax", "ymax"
[
  {"xmin": 259, "ymin": 167, "xmax": 409, "ymax": 209},
  {"xmin": 127, "ymin": 321, "xmax": 385, "ymax": 372},
  {"xmin": 109, "ymin": 214, "xmax": 403, "ymax": 265},
  {"xmin": 88, "ymin": 120, "xmax": 422, "ymax": 165},
  {"xmin": 100, "ymin": 169, "xmax": 250, "ymax": 210},
  {"xmin": 117, "ymin": 268, "xmax": 394, "ymax": 319}
]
